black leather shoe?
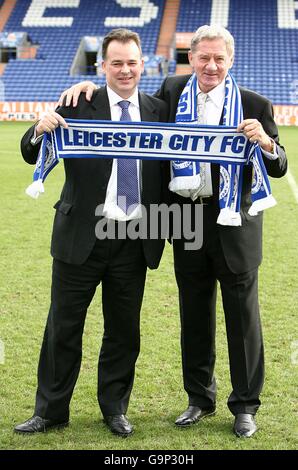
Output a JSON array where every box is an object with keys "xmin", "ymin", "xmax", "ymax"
[
  {"xmin": 14, "ymin": 415, "xmax": 69, "ymax": 434},
  {"xmin": 233, "ymin": 413, "xmax": 257, "ymax": 438},
  {"xmin": 104, "ymin": 414, "xmax": 133, "ymax": 437},
  {"xmin": 175, "ymin": 405, "xmax": 216, "ymax": 426}
]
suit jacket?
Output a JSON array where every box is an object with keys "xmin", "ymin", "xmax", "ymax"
[
  {"xmin": 21, "ymin": 87, "xmax": 168, "ymax": 268},
  {"xmin": 155, "ymin": 74, "xmax": 288, "ymax": 274}
]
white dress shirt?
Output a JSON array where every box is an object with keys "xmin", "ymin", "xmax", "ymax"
[{"xmin": 103, "ymin": 86, "xmax": 142, "ymax": 221}]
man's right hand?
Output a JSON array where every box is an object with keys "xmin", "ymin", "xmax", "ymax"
[
  {"xmin": 35, "ymin": 111, "xmax": 68, "ymax": 137},
  {"xmin": 57, "ymin": 81, "xmax": 98, "ymax": 107}
]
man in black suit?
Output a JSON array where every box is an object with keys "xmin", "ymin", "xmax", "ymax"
[
  {"xmin": 154, "ymin": 26, "xmax": 287, "ymax": 438},
  {"xmin": 56, "ymin": 25, "xmax": 287, "ymax": 437},
  {"xmin": 15, "ymin": 28, "xmax": 168, "ymax": 437}
]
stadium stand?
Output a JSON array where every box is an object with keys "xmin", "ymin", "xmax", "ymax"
[
  {"xmin": 176, "ymin": 0, "xmax": 298, "ymax": 105},
  {"xmin": 1, "ymin": 0, "xmax": 166, "ymax": 100},
  {"xmin": 0, "ymin": 0, "xmax": 298, "ymax": 104}
]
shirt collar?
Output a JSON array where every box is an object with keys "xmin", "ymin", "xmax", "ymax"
[
  {"xmin": 198, "ymin": 79, "xmax": 226, "ymax": 109},
  {"xmin": 106, "ymin": 85, "xmax": 140, "ymax": 108}
]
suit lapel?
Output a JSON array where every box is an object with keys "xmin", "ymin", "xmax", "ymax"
[
  {"xmin": 88, "ymin": 87, "xmax": 113, "ymax": 174},
  {"xmin": 139, "ymin": 92, "xmax": 159, "ymax": 122},
  {"xmin": 89, "ymin": 86, "xmax": 111, "ymax": 120}
]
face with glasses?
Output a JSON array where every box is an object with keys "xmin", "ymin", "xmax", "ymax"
[
  {"xmin": 102, "ymin": 40, "xmax": 144, "ymax": 99},
  {"xmin": 188, "ymin": 37, "xmax": 234, "ymax": 93}
]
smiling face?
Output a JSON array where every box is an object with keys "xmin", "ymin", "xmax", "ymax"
[
  {"xmin": 188, "ymin": 37, "xmax": 234, "ymax": 93},
  {"xmin": 102, "ymin": 39, "xmax": 144, "ymax": 99}
]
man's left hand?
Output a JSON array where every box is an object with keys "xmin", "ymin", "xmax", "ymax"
[{"xmin": 237, "ymin": 119, "xmax": 273, "ymax": 152}]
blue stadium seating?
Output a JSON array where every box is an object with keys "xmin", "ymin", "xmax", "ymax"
[
  {"xmin": 176, "ymin": 0, "xmax": 298, "ymax": 105},
  {"xmin": 2, "ymin": 0, "xmax": 165, "ymax": 100},
  {"xmin": 1, "ymin": 0, "xmax": 298, "ymax": 104}
]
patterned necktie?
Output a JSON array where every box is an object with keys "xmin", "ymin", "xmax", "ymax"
[
  {"xmin": 117, "ymin": 100, "xmax": 139, "ymax": 215},
  {"xmin": 196, "ymin": 92, "xmax": 208, "ymax": 192}
]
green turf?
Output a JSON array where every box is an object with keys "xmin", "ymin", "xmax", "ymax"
[{"xmin": 0, "ymin": 122, "xmax": 297, "ymax": 450}]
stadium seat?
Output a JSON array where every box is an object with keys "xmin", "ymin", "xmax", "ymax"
[{"xmin": 1, "ymin": 0, "xmax": 298, "ymax": 104}]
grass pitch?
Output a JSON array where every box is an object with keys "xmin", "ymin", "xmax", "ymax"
[{"xmin": 0, "ymin": 122, "xmax": 297, "ymax": 450}]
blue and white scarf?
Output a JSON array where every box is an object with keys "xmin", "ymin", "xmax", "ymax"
[
  {"xmin": 26, "ymin": 119, "xmax": 253, "ymax": 199},
  {"xmin": 171, "ymin": 73, "xmax": 276, "ymax": 225}
]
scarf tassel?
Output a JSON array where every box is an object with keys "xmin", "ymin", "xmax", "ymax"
[
  {"xmin": 25, "ymin": 179, "xmax": 45, "ymax": 199},
  {"xmin": 217, "ymin": 207, "xmax": 242, "ymax": 226}
]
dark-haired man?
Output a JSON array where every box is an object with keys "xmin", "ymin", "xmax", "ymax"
[{"xmin": 15, "ymin": 29, "xmax": 168, "ymax": 437}]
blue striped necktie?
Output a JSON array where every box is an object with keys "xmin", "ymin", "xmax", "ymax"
[{"xmin": 117, "ymin": 100, "xmax": 139, "ymax": 215}]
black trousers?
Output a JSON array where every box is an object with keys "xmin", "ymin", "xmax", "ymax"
[
  {"xmin": 173, "ymin": 203, "xmax": 264, "ymax": 416},
  {"xmin": 34, "ymin": 237, "xmax": 147, "ymax": 420}
]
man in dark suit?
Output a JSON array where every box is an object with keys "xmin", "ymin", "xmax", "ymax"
[
  {"xmin": 156, "ymin": 25, "xmax": 287, "ymax": 438},
  {"xmin": 15, "ymin": 28, "xmax": 168, "ymax": 437},
  {"xmin": 56, "ymin": 25, "xmax": 287, "ymax": 437}
]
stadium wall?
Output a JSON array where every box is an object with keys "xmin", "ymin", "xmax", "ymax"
[{"xmin": 1, "ymin": 101, "xmax": 298, "ymax": 125}]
